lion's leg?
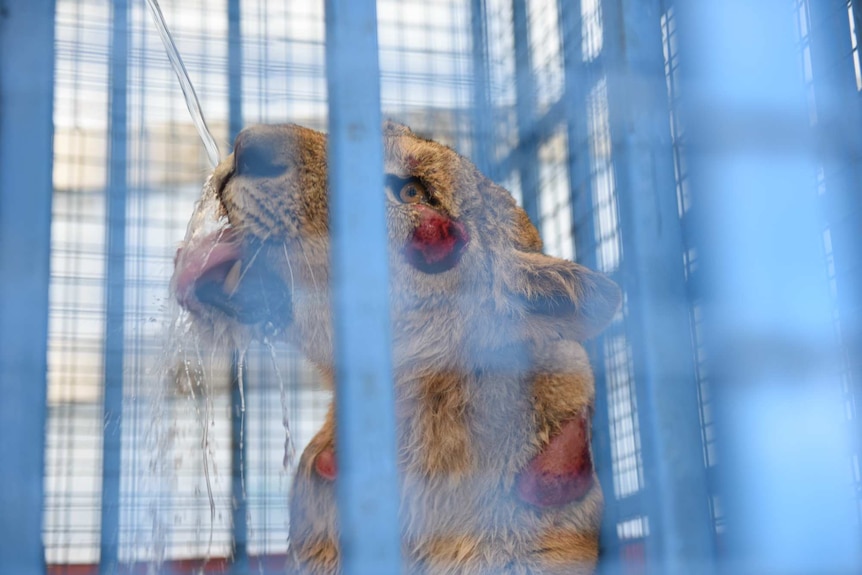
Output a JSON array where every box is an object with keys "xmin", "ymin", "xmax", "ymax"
[{"xmin": 288, "ymin": 406, "xmax": 340, "ymax": 575}]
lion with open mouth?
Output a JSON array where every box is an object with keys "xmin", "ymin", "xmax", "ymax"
[{"xmin": 172, "ymin": 121, "xmax": 620, "ymax": 574}]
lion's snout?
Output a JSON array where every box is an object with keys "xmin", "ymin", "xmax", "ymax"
[{"xmin": 233, "ymin": 127, "xmax": 290, "ymax": 179}]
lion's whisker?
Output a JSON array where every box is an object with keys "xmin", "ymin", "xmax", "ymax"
[
  {"xmin": 282, "ymin": 242, "xmax": 296, "ymax": 298},
  {"xmin": 298, "ymin": 238, "xmax": 319, "ymax": 293},
  {"xmin": 234, "ymin": 231, "xmax": 271, "ymax": 292}
]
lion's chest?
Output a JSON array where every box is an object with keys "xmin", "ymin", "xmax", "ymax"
[{"xmin": 394, "ymin": 367, "xmax": 536, "ymax": 482}]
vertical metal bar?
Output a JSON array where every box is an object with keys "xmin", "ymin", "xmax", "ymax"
[
  {"xmin": 324, "ymin": 1, "xmax": 402, "ymax": 574},
  {"xmin": 600, "ymin": 1, "xmax": 715, "ymax": 572},
  {"xmin": 0, "ymin": 1, "xmax": 55, "ymax": 574},
  {"xmin": 226, "ymin": 1, "xmax": 248, "ymax": 572},
  {"xmin": 556, "ymin": 1, "xmax": 624, "ymax": 570},
  {"xmin": 470, "ymin": 0, "xmax": 493, "ymax": 177},
  {"xmin": 100, "ymin": 0, "xmax": 129, "ymax": 571},
  {"xmin": 228, "ymin": 0, "xmax": 243, "ymax": 144},
  {"xmin": 677, "ymin": 0, "xmax": 862, "ymax": 572},
  {"xmin": 558, "ymin": 3, "xmax": 593, "ymax": 265},
  {"xmin": 511, "ymin": 0, "xmax": 541, "ymax": 224},
  {"xmin": 230, "ymin": 356, "xmax": 249, "ymax": 574},
  {"xmin": 853, "ymin": 0, "xmax": 862, "ymax": 54},
  {"xmin": 805, "ymin": 0, "xmax": 862, "ymax": 488}
]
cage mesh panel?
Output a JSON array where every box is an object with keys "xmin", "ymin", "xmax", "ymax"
[
  {"xmin": 851, "ymin": 1, "xmax": 862, "ymax": 90},
  {"xmin": 537, "ymin": 126, "xmax": 573, "ymax": 260},
  {"xmin": 485, "ymin": 0, "xmax": 518, "ymax": 164},
  {"xmin": 525, "ymin": 0, "xmax": 563, "ymax": 115},
  {"xmin": 378, "ymin": 0, "xmax": 475, "ymax": 150},
  {"xmin": 48, "ymin": 0, "xmax": 484, "ymax": 568},
  {"xmin": 582, "ymin": 0, "xmax": 603, "ymax": 63},
  {"xmin": 45, "ymin": 0, "xmax": 111, "ymax": 565},
  {"xmin": 602, "ymin": 328, "xmax": 642, "ymax": 499}
]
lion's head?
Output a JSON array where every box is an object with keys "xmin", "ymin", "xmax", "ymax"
[{"xmin": 172, "ymin": 121, "xmax": 620, "ymax": 370}]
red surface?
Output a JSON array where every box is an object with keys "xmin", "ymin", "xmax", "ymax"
[
  {"xmin": 515, "ymin": 413, "xmax": 594, "ymax": 507},
  {"xmin": 314, "ymin": 447, "xmax": 338, "ymax": 481},
  {"xmin": 404, "ymin": 205, "xmax": 469, "ymax": 273}
]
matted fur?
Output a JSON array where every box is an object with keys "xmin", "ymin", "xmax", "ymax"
[{"xmin": 174, "ymin": 121, "xmax": 621, "ymax": 574}]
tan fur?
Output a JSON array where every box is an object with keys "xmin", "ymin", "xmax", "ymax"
[{"xmin": 178, "ymin": 121, "xmax": 621, "ymax": 574}]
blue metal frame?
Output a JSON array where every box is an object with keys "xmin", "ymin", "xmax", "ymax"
[
  {"xmin": 678, "ymin": 0, "xmax": 862, "ymax": 571},
  {"xmin": 555, "ymin": 0, "xmax": 625, "ymax": 567},
  {"xmin": 600, "ymin": 1, "xmax": 715, "ymax": 572},
  {"xmin": 0, "ymin": 2, "xmax": 56, "ymax": 574},
  {"xmin": 511, "ymin": 0, "xmax": 541, "ymax": 225},
  {"xmin": 99, "ymin": 0, "xmax": 129, "ymax": 571},
  {"xmin": 805, "ymin": 0, "xmax": 862, "ymax": 478},
  {"xmin": 470, "ymin": 0, "xmax": 493, "ymax": 178},
  {"xmin": 324, "ymin": 1, "xmax": 402, "ymax": 573},
  {"xmin": 227, "ymin": 1, "xmax": 249, "ymax": 572},
  {"xmin": 228, "ymin": 0, "xmax": 244, "ymax": 145}
]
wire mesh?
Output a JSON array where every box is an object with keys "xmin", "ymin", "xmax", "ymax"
[
  {"xmin": 28, "ymin": 0, "xmax": 862, "ymax": 572},
  {"xmin": 46, "ymin": 0, "xmax": 481, "ymax": 570}
]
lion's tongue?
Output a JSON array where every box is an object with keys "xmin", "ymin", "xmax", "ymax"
[{"xmin": 173, "ymin": 230, "xmax": 242, "ymax": 310}]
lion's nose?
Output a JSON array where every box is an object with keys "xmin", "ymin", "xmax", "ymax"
[{"xmin": 233, "ymin": 129, "xmax": 286, "ymax": 178}]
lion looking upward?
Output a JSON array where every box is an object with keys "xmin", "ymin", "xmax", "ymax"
[{"xmin": 172, "ymin": 121, "xmax": 621, "ymax": 574}]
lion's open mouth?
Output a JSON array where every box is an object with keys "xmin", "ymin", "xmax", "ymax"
[{"xmin": 173, "ymin": 229, "xmax": 291, "ymax": 327}]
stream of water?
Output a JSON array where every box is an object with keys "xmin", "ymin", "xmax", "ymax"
[
  {"xmin": 144, "ymin": 1, "xmax": 306, "ymax": 565},
  {"xmin": 145, "ymin": 0, "xmax": 221, "ymax": 168}
]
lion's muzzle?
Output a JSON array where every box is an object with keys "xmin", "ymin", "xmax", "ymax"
[{"xmin": 173, "ymin": 229, "xmax": 292, "ymax": 327}]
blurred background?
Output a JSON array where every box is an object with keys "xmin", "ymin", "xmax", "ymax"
[{"xmin": 1, "ymin": 0, "xmax": 860, "ymax": 573}]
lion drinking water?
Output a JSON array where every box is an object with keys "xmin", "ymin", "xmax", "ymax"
[{"xmin": 172, "ymin": 121, "xmax": 620, "ymax": 574}]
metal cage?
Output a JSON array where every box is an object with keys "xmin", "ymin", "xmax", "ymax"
[{"xmin": 1, "ymin": 0, "xmax": 861, "ymax": 574}]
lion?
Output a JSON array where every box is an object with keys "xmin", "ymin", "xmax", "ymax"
[{"xmin": 172, "ymin": 121, "xmax": 621, "ymax": 574}]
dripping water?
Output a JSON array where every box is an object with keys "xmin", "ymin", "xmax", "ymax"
[
  {"xmin": 145, "ymin": 0, "xmax": 301, "ymax": 562},
  {"xmin": 265, "ymin": 337, "xmax": 296, "ymax": 468},
  {"xmin": 237, "ymin": 349, "xmax": 247, "ymax": 499},
  {"xmin": 145, "ymin": 0, "xmax": 221, "ymax": 168},
  {"xmin": 195, "ymin": 341, "xmax": 217, "ymax": 563}
]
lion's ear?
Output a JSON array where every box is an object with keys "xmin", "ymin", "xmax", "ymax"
[{"xmin": 506, "ymin": 251, "xmax": 621, "ymax": 341}]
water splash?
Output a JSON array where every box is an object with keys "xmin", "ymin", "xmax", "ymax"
[
  {"xmin": 265, "ymin": 338, "xmax": 296, "ymax": 468},
  {"xmin": 194, "ymin": 341, "xmax": 217, "ymax": 563},
  {"xmin": 237, "ymin": 349, "xmax": 247, "ymax": 499},
  {"xmin": 145, "ymin": 0, "xmax": 221, "ymax": 168}
]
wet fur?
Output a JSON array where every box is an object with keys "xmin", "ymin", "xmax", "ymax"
[{"xmin": 194, "ymin": 122, "xmax": 621, "ymax": 574}]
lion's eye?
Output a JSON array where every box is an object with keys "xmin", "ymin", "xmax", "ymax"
[
  {"xmin": 398, "ymin": 181, "xmax": 425, "ymax": 204},
  {"xmin": 386, "ymin": 175, "xmax": 428, "ymax": 205}
]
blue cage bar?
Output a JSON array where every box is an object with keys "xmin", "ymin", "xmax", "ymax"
[
  {"xmin": 0, "ymin": 2, "xmax": 56, "ymax": 574},
  {"xmin": 325, "ymin": 0, "xmax": 402, "ymax": 573}
]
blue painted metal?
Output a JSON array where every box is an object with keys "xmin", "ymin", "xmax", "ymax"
[
  {"xmin": 99, "ymin": 0, "xmax": 129, "ymax": 572},
  {"xmin": 555, "ymin": 0, "xmax": 626, "ymax": 570},
  {"xmin": 228, "ymin": 0, "xmax": 243, "ymax": 144},
  {"xmin": 226, "ymin": 2, "xmax": 249, "ymax": 573},
  {"xmin": 511, "ymin": 0, "xmax": 540, "ymax": 225},
  {"xmin": 0, "ymin": 1, "xmax": 55, "ymax": 574},
  {"xmin": 805, "ymin": 0, "xmax": 862, "ymax": 481},
  {"xmin": 324, "ymin": 1, "xmax": 402, "ymax": 574},
  {"xmin": 678, "ymin": 0, "xmax": 862, "ymax": 572},
  {"xmin": 600, "ymin": 1, "xmax": 715, "ymax": 572},
  {"xmin": 470, "ymin": 0, "xmax": 493, "ymax": 178},
  {"xmin": 229, "ymin": 356, "xmax": 249, "ymax": 574}
]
